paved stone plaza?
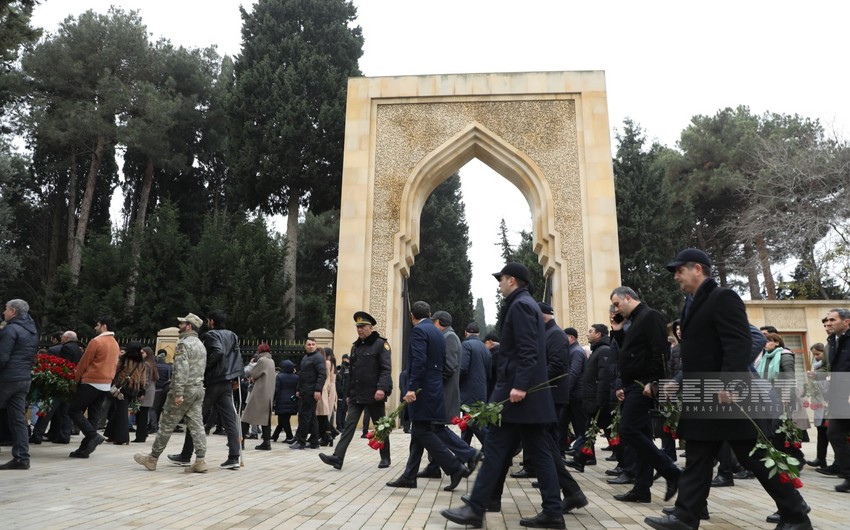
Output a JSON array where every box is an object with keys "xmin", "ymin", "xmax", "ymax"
[{"xmin": 0, "ymin": 430, "xmax": 844, "ymax": 529}]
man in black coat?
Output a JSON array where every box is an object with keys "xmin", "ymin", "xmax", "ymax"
[
  {"xmin": 610, "ymin": 286, "xmax": 681, "ymax": 504},
  {"xmin": 0, "ymin": 299, "xmax": 38, "ymax": 469},
  {"xmin": 459, "ymin": 322, "xmax": 490, "ymax": 445},
  {"xmin": 291, "ymin": 338, "xmax": 326, "ymax": 450},
  {"xmin": 320, "ymin": 311, "xmax": 392, "ymax": 469},
  {"xmin": 825, "ymin": 308, "xmax": 850, "ymax": 493},
  {"xmin": 442, "ymin": 263, "xmax": 565, "ymax": 529},
  {"xmin": 644, "ymin": 248, "xmax": 811, "ymax": 530}
]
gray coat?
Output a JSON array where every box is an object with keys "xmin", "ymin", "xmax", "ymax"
[
  {"xmin": 441, "ymin": 326, "xmax": 462, "ymax": 420},
  {"xmin": 242, "ymin": 353, "xmax": 275, "ymax": 425}
]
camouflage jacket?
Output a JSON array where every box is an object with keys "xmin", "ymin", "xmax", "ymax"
[{"xmin": 171, "ymin": 330, "xmax": 207, "ymax": 396}]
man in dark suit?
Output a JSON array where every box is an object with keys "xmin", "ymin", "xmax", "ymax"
[
  {"xmin": 644, "ymin": 248, "xmax": 812, "ymax": 530},
  {"xmin": 825, "ymin": 308, "xmax": 850, "ymax": 493},
  {"xmin": 441, "ymin": 263, "xmax": 565, "ymax": 529},
  {"xmin": 386, "ymin": 301, "xmax": 470, "ymax": 490}
]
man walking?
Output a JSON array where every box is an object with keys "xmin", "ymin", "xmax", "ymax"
[
  {"xmin": 441, "ymin": 263, "xmax": 565, "ymax": 529},
  {"xmin": 169, "ymin": 310, "xmax": 244, "ymax": 470},
  {"xmin": 644, "ymin": 248, "xmax": 811, "ymax": 530},
  {"xmin": 825, "ymin": 308, "xmax": 850, "ymax": 493},
  {"xmin": 609, "ymin": 286, "xmax": 681, "ymax": 503},
  {"xmin": 135, "ymin": 313, "xmax": 209, "ymax": 473},
  {"xmin": 68, "ymin": 316, "xmax": 120, "ymax": 458},
  {"xmin": 319, "ymin": 311, "xmax": 392, "ymax": 469},
  {"xmin": 0, "ymin": 299, "xmax": 38, "ymax": 469},
  {"xmin": 291, "ymin": 338, "xmax": 326, "ymax": 449}
]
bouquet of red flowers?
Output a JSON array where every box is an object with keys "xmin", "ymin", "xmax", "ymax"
[
  {"xmin": 367, "ymin": 389, "xmax": 420, "ymax": 450},
  {"xmin": 28, "ymin": 354, "xmax": 76, "ymax": 416}
]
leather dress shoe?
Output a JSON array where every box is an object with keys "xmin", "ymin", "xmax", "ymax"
[
  {"xmin": 68, "ymin": 449, "xmax": 89, "ymax": 458},
  {"xmin": 467, "ymin": 449, "xmax": 484, "ymax": 473},
  {"xmin": 644, "ymin": 514, "xmax": 696, "ymax": 530},
  {"xmin": 664, "ymin": 470, "xmax": 681, "ymax": 501},
  {"xmin": 561, "ymin": 493, "xmax": 588, "ymax": 514},
  {"xmin": 733, "ymin": 469, "xmax": 755, "ymax": 479},
  {"xmin": 416, "ymin": 469, "xmax": 441, "ymax": 478},
  {"xmin": 606, "ymin": 466, "xmax": 624, "ymax": 476},
  {"xmin": 614, "ymin": 490, "xmax": 651, "ymax": 503},
  {"xmin": 386, "ymin": 475, "xmax": 417, "ymax": 488},
  {"xmin": 510, "ymin": 467, "xmax": 535, "ymax": 479},
  {"xmin": 710, "ymin": 474, "xmax": 734, "ymax": 487},
  {"xmin": 461, "ymin": 493, "xmax": 500, "ymax": 513},
  {"xmin": 444, "ymin": 466, "xmax": 471, "ymax": 491},
  {"xmin": 531, "ymin": 481, "xmax": 539, "ymax": 488},
  {"xmin": 835, "ymin": 479, "xmax": 850, "ymax": 493},
  {"xmin": 805, "ymin": 458, "xmax": 824, "ymax": 468},
  {"xmin": 585, "ymin": 459, "xmax": 597, "ymax": 466},
  {"xmin": 775, "ymin": 521, "xmax": 814, "ymax": 530},
  {"xmin": 441, "ymin": 505, "xmax": 483, "ymax": 528},
  {"xmin": 605, "ymin": 454, "xmax": 619, "ymax": 461},
  {"xmin": 565, "ymin": 459, "xmax": 584, "ymax": 473},
  {"xmin": 766, "ymin": 502, "xmax": 811, "ymax": 523},
  {"xmin": 663, "ymin": 506, "xmax": 709, "ymax": 521},
  {"xmin": 378, "ymin": 458, "xmax": 391, "ymax": 469},
  {"xmin": 519, "ymin": 512, "xmax": 565, "ymax": 529},
  {"xmin": 319, "ymin": 453, "xmax": 342, "ymax": 470},
  {"xmin": 0, "ymin": 458, "xmax": 30, "ymax": 470},
  {"xmin": 607, "ymin": 474, "xmax": 635, "ymax": 485},
  {"xmin": 289, "ymin": 441, "xmax": 306, "ymax": 450},
  {"xmin": 816, "ymin": 464, "xmax": 840, "ymax": 476}
]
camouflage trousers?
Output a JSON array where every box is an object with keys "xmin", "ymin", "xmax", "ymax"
[{"xmin": 151, "ymin": 386, "xmax": 206, "ymax": 459}]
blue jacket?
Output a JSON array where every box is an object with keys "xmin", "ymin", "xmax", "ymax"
[
  {"xmin": 492, "ymin": 287, "xmax": 556, "ymax": 424},
  {"xmin": 460, "ymin": 335, "xmax": 489, "ymax": 405},
  {"xmin": 0, "ymin": 313, "xmax": 39, "ymax": 382},
  {"xmin": 406, "ymin": 318, "xmax": 446, "ymax": 422},
  {"xmin": 274, "ymin": 360, "xmax": 299, "ymax": 415}
]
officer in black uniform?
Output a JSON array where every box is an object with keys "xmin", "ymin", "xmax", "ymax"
[{"xmin": 319, "ymin": 311, "xmax": 393, "ymax": 470}]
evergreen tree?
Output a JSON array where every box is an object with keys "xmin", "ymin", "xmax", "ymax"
[
  {"xmin": 494, "ymin": 222, "xmax": 544, "ymax": 331},
  {"xmin": 296, "ymin": 209, "xmax": 339, "ymax": 335},
  {"xmin": 408, "ymin": 174, "xmax": 474, "ymax": 332},
  {"xmin": 228, "ymin": 0, "xmax": 363, "ymax": 339}
]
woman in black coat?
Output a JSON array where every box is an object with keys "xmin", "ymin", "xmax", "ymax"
[{"xmin": 272, "ymin": 359, "xmax": 299, "ymax": 443}]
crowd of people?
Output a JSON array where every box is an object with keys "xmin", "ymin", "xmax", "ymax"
[{"xmin": 2, "ymin": 247, "xmax": 849, "ymax": 530}]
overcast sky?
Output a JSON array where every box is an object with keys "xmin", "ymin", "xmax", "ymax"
[{"xmin": 31, "ymin": 0, "xmax": 850, "ymax": 324}]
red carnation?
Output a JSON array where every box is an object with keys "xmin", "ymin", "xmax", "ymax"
[
  {"xmin": 784, "ymin": 441, "xmax": 790, "ymax": 448},
  {"xmin": 609, "ymin": 437, "xmax": 620, "ymax": 447},
  {"xmin": 793, "ymin": 442, "xmax": 801, "ymax": 449},
  {"xmin": 451, "ymin": 416, "xmax": 462, "ymax": 425},
  {"xmin": 463, "ymin": 413, "xmax": 471, "ymax": 421}
]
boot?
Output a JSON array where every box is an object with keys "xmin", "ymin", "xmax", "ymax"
[
  {"xmin": 186, "ymin": 458, "xmax": 208, "ymax": 473},
  {"xmin": 134, "ymin": 453, "xmax": 158, "ymax": 471}
]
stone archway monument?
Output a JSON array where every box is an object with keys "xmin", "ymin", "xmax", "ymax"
[{"xmin": 333, "ymin": 71, "xmax": 621, "ymax": 384}]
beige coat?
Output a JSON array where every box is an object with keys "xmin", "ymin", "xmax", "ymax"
[
  {"xmin": 316, "ymin": 360, "xmax": 337, "ymax": 416},
  {"xmin": 241, "ymin": 353, "xmax": 275, "ymax": 426}
]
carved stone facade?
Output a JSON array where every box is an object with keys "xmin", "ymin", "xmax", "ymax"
[{"xmin": 334, "ymin": 72, "xmax": 621, "ymax": 397}]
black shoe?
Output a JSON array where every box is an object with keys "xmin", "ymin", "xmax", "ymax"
[
  {"xmin": 774, "ymin": 520, "xmax": 813, "ymax": 530},
  {"xmin": 441, "ymin": 505, "xmax": 483, "ymax": 528},
  {"xmin": 444, "ymin": 465, "xmax": 470, "ymax": 491},
  {"xmin": 614, "ymin": 490, "xmax": 651, "ymax": 503},
  {"xmin": 461, "ymin": 493, "xmax": 500, "ymax": 513},
  {"xmin": 519, "ymin": 512, "xmax": 565, "ymax": 529},
  {"xmin": 290, "ymin": 441, "xmax": 306, "ymax": 450},
  {"xmin": 386, "ymin": 475, "xmax": 417, "ymax": 488},
  {"xmin": 605, "ymin": 454, "xmax": 618, "ymax": 461},
  {"xmin": 607, "ymin": 474, "xmax": 635, "ymax": 485},
  {"xmin": 733, "ymin": 469, "xmax": 755, "ymax": 479},
  {"xmin": 51, "ymin": 439, "xmax": 70, "ymax": 444},
  {"xmin": 283, "ymin": 437, "xmax": 295, "ymax": 444},
  {"xmin": 307, "ymin": 443, "xmax": 320, "ymax": 449},
  {"xmin": 664, "ymin": 470, "xmax": 681, "ymax": 501},
  {"xmin": 816, "ymin": 464, "xmax": 840, "ymax": 476},
  {"xmin": 766, "ymin": 502, "xmax": 811, "ymax": 523},
  {"xmin": 319, "ymin": 453, "xmax": 343, "ymax": 470},
  {"xmin": 360, "ymin": 432, "xmax": 368, "ymax": 438},
  {"xmin": 83, "ymin": 434, "xmax": 105, "ymax": 455},
  {"xmin": 644, "ymin": 514, "xmax": 695, "ymax": 530},
  {"xmin": 663, "ymin": 506, "xmax": 709, "ymax": 521},
  {"xmin": 255, "ymin": 442, "xmax": 271, "ymax": 450},
  {"xmin": 68, "ymin": 449, "xmax": 89, "ymax": 458},
  {"xmin": 565, "ymin": 459, "xmax": 584, "ymax": 473},
  {"xmin": 805, "ymin": 458, "xmax": 824, "ymax": 468},
  {"xmin": 531, "ymin": 481, "xmax": 539, "ymax": 488},
  {"xmin": 0, "ymin": 458, "xmax": 30, "ymax": 470},
  {"xmin": 710, "ymin": 474, "xmax": 734, "ymax": 487},
  {"xmin": 28, "ymin": 435, "xmax": 42, "ymax": 445},
  {"xmin": 131, "ymin": 439, "xmax": 146, "ymax": 443},
  {"xmin": 378, "ymin": 458, "xmax": 391, "ymax": 469},
  {"xmin": 585, "ymin": 459, "xmax": 597, "ymax": 466},
  {"xmin": 836, "ymin": 479, "xmax": 850, "ymax": 493},
  {"xmin": 245, "ymin": 433, "xmax": 258, "ymax": 440},
  {"xmin": 606, "ymin": 466, "xmax": 624, "ymax": 476},
  {"xmin": 416, "ymin": 469, "xmax": 441, "ymax": 478},
  {"xmin": 166, "ymin": 454, "xmax": 192, "ymax": 466},
  {"xmin": 510, "ymin": 467, "xmax": 535, "ymax": 479},
  {"xmin": 565, "ymin": 448, "xmax": 575, "ymax": 457},
  {"xmin": 212, "ymin": 428, "xmax": 225, "ymax": 435},
  {"xmin": 220, "ymin": 457, "xmax": 240, "ymax": 470},
  {"xmin": 467, "ymin": 449, "xmax": 484, "ymax": 473},
  {"xmin": 561, "ymin": 493, "xmax": 588, "ymax": 514},
  {"xmin": 173, "ymin": 425, "xmax": 183, "ymax": 433}
]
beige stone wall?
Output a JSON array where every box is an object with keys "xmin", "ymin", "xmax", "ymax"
[{"xmin": 334, "ymin": 72, "xmax": 620, "ymax": 401}]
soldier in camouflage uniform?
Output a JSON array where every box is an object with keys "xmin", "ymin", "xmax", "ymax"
[{"xmin": 134, "ymin": 313, "xmax": 208, "ymax": 473}]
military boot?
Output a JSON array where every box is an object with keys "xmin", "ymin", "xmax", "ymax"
[
  {"xmin": 186, "ymin": 458, "xmax": 208, "ymax": 473},
  {"xmin": 134, "ymin": 453, "xmax": 158, "ymax": 471}
]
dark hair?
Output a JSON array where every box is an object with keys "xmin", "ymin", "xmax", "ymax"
[
  {"xmin": 610, "ymin": 286, "xmax": 640, "ymax": 301},
  {"xmin": 484, "ymin": 332, "xmax": 499, "ymax": 342},
  {"xmin": 52, "ymin": 331, "xmax": 63, "ymax": 342},
  {"xmin": 123, "ymin": 341, "xmax": 144, "ymax": 362},
  {"xmin": 411, "ymin": 300, "xmax": 431, "ymax": 320},
  {"xmin": 591, "ymin": 323, "xmax": 608, "ymax": 336},
  {"xmin": 141, "ymin": 346, "xmax": 159, "ymax": 381},
  {"xmin": 811, "ymin": 343, "xmax": 825, "ymax": 354},
  {"xmin": 208, "ymin": 310, "xmax": 227, "ymax": 329},
  {"xmin": 96, "ymin": 316, "xmax": 116, "ymax": 331},
  {"xmin": 764, "ymin": 333, "xmax": 784, "ymax": 348},
  {"xmin": 324, "ymin": 347, "xmax": 337, "ymax": 367},
  {"xmin": 671, "ymin": 319, "xmax": 682, "ymax": 338},
  {"xmin": 760, "ymin": 325, "xmax": 778, "ymax": 334}
]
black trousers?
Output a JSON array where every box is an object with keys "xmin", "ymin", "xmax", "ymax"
[
  {"xmin": 182, "ymin": 381, "xmax": 241, "ymax": 459},
  {"xmin": 68, "ymin": 384, "xmax": 107, "ymax": 440},
  {"xmin": 619, "ymin": 386, "xmax": 678, "ymax": 494},
  {"xmin": 272, "ymin": 414, "xmax": 293, "ymax": 440},
  {"xmin": 423, "ymin": 425, "xmax": 477, "ymax": 474},
  {"xmin": 673, "ymin": 439, "xmax": 808, "ymax": 527},
  {"xmin": 401, "ymin": 421, "xmax": 464, "ymax": 479},
  {"xmin": 333, "ymin": 400, "xmax": 389, "ymax": 461},
  {"xmin": 828, "ymin": 418, "xmax": 850, "ymax": 477},
  {"xmin": 294, "ymin": 393, "xmax": 320, "ymax": 444}
]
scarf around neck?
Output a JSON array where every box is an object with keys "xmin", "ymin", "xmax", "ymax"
[{"xmin": 758, "ymin": 346, "xmax": 784, "ymax": 381}]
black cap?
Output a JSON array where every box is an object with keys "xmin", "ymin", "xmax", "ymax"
[
  {"xmin": 342, "ymin": 354, "xmax": 350, "ymax": 359},
  {"xmin": 666, "ymin": 248, "xmax": 712, "ymax": 273},
  {"xmin": 353, "ymin": 311, "xmax": 377, "ymax": 326},
  {"xmin": 431, "ymin": 310, "xmax": 452, "ymax": 327},
  {"xmin": 537, "ymin": 302, "xmax": 554, "ymax": 315},
  {"xmin": 564, "ymin": 327, "xmax": 578, "ymax": 339},
  {"xmin": 493, "ymin": 262, "xmax": 532, "ymax": 284},
  {"xmin": 465, "ymin": 322, "xmax": 480, "ymax": 333}
]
